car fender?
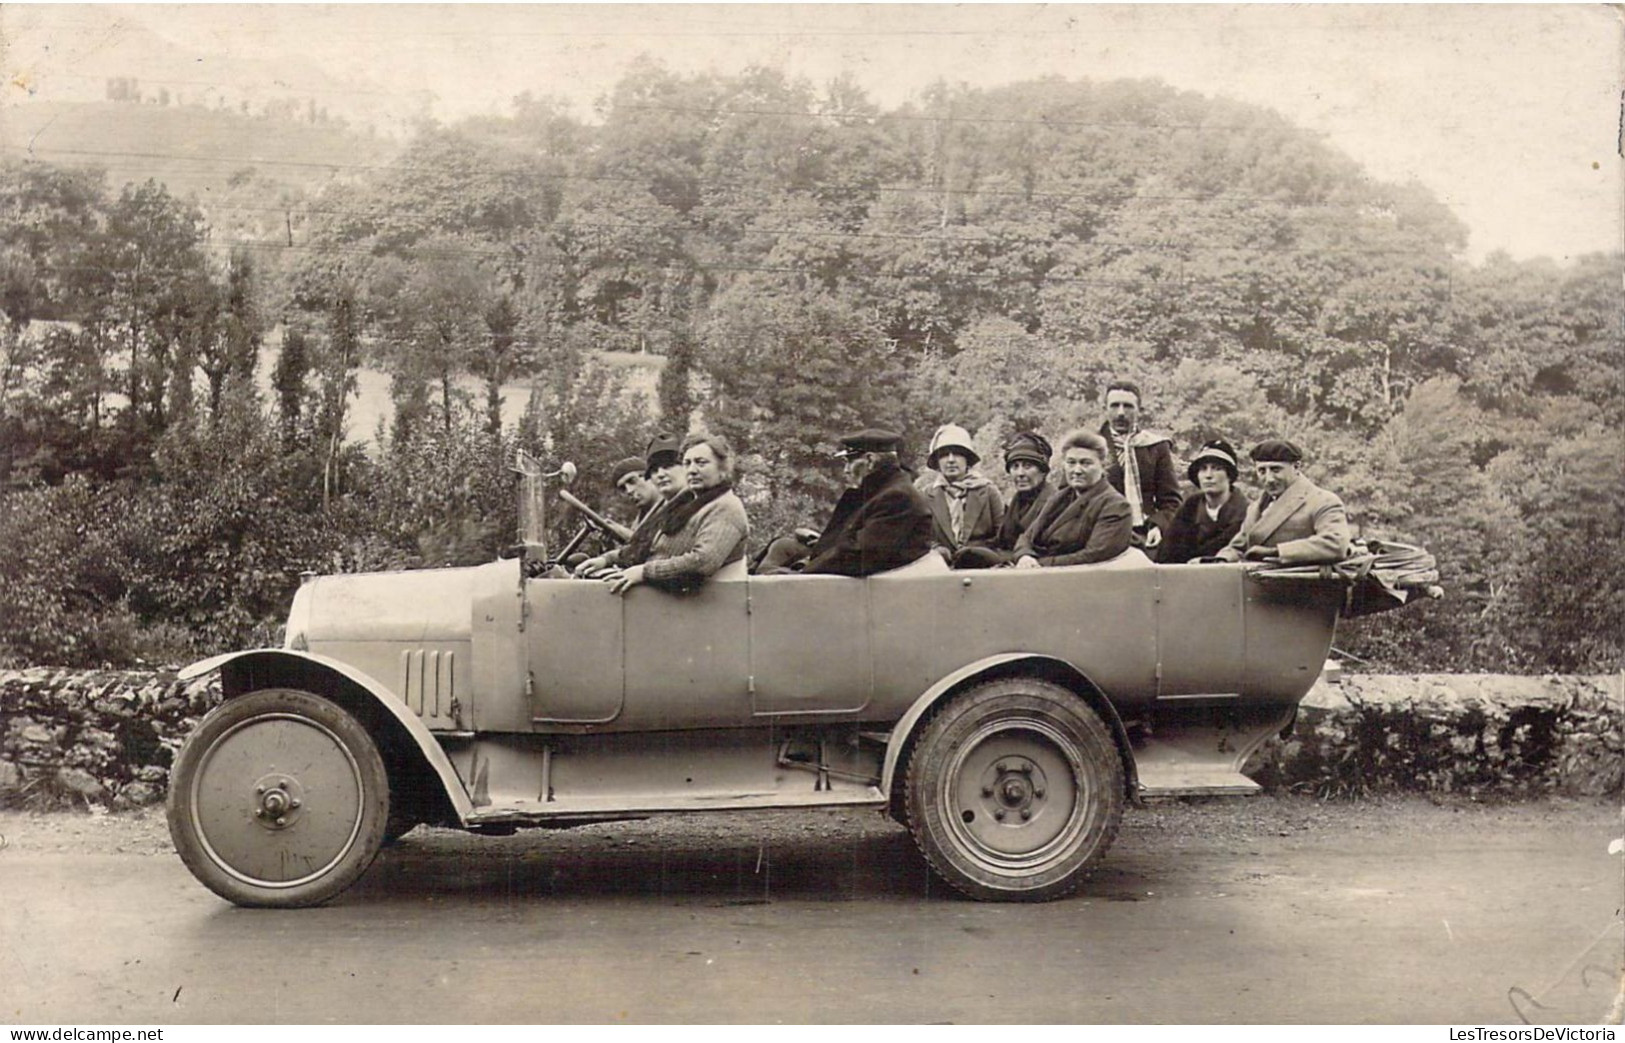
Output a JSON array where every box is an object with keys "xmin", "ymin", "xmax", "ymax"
[
  {"xmin": 178, "ymin": 648, "xmax": 475, "ymax": 822},
  {"xmin": 880, "ymin": 652, "xmax": 1137, "ymax": 803}
]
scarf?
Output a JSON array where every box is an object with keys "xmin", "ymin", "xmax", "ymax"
[
  {"xmin": 658, "ymin": 481, "xmax": 734, "ymax": 538},
  {"xmin": 1104, "ymin": 426, "xmax": 1132, "ymax": 470},
  {"xmin": 930, "ymin": 472, "xmax": 991, "ymax": 543}
]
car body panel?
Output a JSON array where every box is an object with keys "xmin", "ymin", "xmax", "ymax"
[
  {"xmin": 747, "ymin": 574, "xmax": 873, "ymax": 716},
  {"xmin": 187, "ymin": 554, "xmax": 1342, "ymax": 825},
  {"xmin": 184, "ymin": 648, "xmax": 476, "ymax": 820}
]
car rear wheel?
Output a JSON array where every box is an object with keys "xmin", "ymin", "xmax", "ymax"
[
  {"xmin": 904, "ymin": 677, "xmax": 1124, "ymax": 901},
  {"xmin": 166, "ymin": 688, "xmax": 389, "ymax": 908}
]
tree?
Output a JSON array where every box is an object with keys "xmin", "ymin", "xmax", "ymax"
[{"xmin": 698, "ymin": 283, "xmax": 910, "ymax": 524}]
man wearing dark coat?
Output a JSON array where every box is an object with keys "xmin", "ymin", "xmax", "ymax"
[
  {"xmin": 1098, "ymin": 380, "xmax": 1182, "ymax": 553},
  {"xmin": 801, "ymin": 429, "xmax": 934, "ymax": 577},
  {"xmin": 574, "ymin": 435, "xmax": 681, "ymax": 577}
]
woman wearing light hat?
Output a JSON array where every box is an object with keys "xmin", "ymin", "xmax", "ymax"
[
  {"xmin": 1159, "ymin": 438, "xmax": 1249, "ymax": 564},
  {"xmin": 923, "ymin": 423, "xmax": 1005, "ymax": 561}
]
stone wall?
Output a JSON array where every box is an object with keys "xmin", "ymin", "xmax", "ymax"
[
  {"xmin": 1, "ymin": 668, "xmax": 1620, "ymax": 810},
  {"xmin": 1245, "ymin": 674, "xmax": 1623, "ymax": 798},
  {"xmin": 0, "ymin": 668, "xmax": 220, "ymax": 810}
]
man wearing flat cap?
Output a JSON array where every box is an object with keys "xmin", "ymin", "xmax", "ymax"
[
  {"xmin": 574, "ymin": 436, "xmax": 682, "ymax": 577},
  {"xmin": 799, "ymin": 428, "xmax": 934, "ymax": 576},
  {"xmin": 1215, "ymin": 439, "xmax": 1350, "ymax": 565}
]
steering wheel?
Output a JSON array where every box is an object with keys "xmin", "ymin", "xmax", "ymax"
[{"xmin": 558, "ymin": 489, "xmax": 629, "ymax": 545}]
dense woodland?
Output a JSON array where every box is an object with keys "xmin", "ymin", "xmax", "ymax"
[{"xmin": 1, "ymin": 67, "xmax": 1620, "ymax": 673}]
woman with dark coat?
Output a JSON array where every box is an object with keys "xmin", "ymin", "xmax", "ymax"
[
  {"xmin": 1159, "ymin": 439, "xmax": 1249, "ymax": 564},
  {"xmin": 1011, "ymin": 429, "xmax": 1134, "ymax": 568},
  {"xmin": 953, "ymin": 431, "xmax": 1055, "ymax": 569}
]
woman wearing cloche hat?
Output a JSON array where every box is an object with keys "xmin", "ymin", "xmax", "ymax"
[
  {"xmin": 922, "ymin": 423, "xmax": 1005, "ymax": 561},
  {"xmin": 1158, "ymin": 438, "xmax": 1249, "ymax": 563}
]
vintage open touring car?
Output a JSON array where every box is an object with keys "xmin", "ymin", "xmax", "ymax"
[{"xmin": 167, "ymin": 454, "xmax": 1436, "ymax": 906}]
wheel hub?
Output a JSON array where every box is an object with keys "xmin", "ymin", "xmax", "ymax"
[
  {"xmin": 982, "ymin": 757, "xmax": 1046, "ymax": 821},
  {"xmin": 944, "ymin": 722, "xmax": 1084, "ymax": 866},
  {"xmin": 251, "ymin": 773, "xmax": 306, "ymax": 830}
]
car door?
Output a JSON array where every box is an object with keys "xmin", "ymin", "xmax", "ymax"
[
  {"xmin": 618, "ymin": 576, "xmax": 752, "ymax": 729},
  {"xmin": 746, "ymin": 573, "xmax": 873, "ymax": 716}
]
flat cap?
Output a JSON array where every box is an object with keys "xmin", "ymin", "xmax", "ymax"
[
  {"xmin": 834, "ymin": 428, "xmax": 902, "ymax": 458},
  {"xmin": 610, "ymin": 456, "xmax": 647, "ymax": 486},
  {"xmin": 1250, "ymin": 439, "xmax": 1303, "ymax": 464}
]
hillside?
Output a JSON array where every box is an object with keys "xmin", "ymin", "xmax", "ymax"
[{"xmin": 0, "ymin": 101, "xmax": 399, "ymax": 206}]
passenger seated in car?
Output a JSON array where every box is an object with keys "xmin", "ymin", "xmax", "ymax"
[
  {"xmin": 604, "ymin": 432, "xmax": 750, "ymax": 595},
  {"xmin": 752, "ymin": 428, "xmax": 932, "ymax": 577},
  {"xmin": 1158, "ymin": 438, "xmax": 1248, "ymax": 564},
  {"xmin": 573, "ymin": 452, "xmax": 668, "ymax": 578},
  {"xmin": 802, "ymin": 429, "xmax": 933, "ymax": 576},
  {"xmin": 1213, "ymin": 439, "xmax": 1350, "ymax": 565},
  {"xmin": 922, "ymin": 424, "xmax": 1004, "ymax": 562},
  {"xmin": 953, "ymin": 431, "xmax": 1055, "ymax": 569},
  {"xmin": 1010, "ymin": 429, "xmax": 1133, "ymax": 569}
]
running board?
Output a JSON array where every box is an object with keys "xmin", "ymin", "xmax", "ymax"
[
  {"xmin": 1135, "ymin": 766, "xmax": 1262, "ymax": 798},
  {"xmin": 465, "ymin": 787, "xmax": 888, "ymax": 826},
  {"xmin": 1131, "ymin": 703, "xmax": 1293, "ymax": 798}
]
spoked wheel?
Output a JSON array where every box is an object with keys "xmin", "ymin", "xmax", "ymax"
[
  {"xmin": 166, "ymin": 688, "xmax": 390, "ymax": 908},
  {"xmin": 905, "ymin": 678, "xmax": 1124, "ymax": 902}
]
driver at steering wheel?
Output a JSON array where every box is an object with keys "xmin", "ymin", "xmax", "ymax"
[{"xmin": 574, "ymin": 434, "xmax": 684, "ymax": 578}]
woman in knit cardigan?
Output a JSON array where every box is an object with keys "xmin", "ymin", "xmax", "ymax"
[{"xmin": 604, "ymin": 431, "xmax": 750, "ymax": 595}]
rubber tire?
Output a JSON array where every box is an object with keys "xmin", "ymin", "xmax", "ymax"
[
  {"xmin": 382, "ymin": 805, "xmax": 421, "ymax": 845},
  {"xmin": 904, "ymin": 678, "xmax": 1124, "ymax": 902},
  {"xmin": 166, "ymin": 688, "xmax": 390, "ymax": 908}
]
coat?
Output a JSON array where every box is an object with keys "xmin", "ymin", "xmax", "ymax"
[
  {"xmin": 1098, "ymin": 424, "xmax": 1183, "ymax": 539},
  {"xmin": 642, "ymin": 489, "xmax": 750, "ymax": 590},
  {"xmin": 995, "ymin": 482, "xmax": 1056, "ymax": 551},
  {"xmin": 1012, "ymin": 477, "xmax": 1133, "ymax": 567},
  {"xmin": 610, "ymin": 499, "xmax": 668, "ymax": 568},
  {"xmin": 1215, "ymin": 473, "xmax": 1350, "ymax": 565},
  {"xmin": 924, "ymin": 475, "xmax": 1005, "ymax": 553},
  {"xmin": 803, "ymin": 459, "xmax": 934, "ymax": 576},
  {"xmin": 1158, "ymin": 489, "xmax": 1249, "ymax": 564}
]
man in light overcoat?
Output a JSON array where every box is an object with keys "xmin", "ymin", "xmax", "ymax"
[{"xmin": 1215, "ymin": 439, "xmax": 1350, "ymax": 565}]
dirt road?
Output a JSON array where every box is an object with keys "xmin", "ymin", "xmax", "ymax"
[{"xmin": 1, "ymin": 796, "xmax": 1619, "ymax": 1024}]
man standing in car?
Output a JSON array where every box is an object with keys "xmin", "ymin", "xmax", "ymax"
[{"xmin": 1098, "ymin": 379, "xmax": 1182, "ymax": 553}]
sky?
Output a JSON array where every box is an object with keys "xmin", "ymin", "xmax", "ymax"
[{"xmin": 3, "ymin": 3, "xmax": 1620, "ymax": 263}]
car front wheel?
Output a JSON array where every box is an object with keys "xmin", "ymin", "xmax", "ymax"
[
  {"xmin": 166, "ymin": 688, "xmax": 389, "ymax": 907},
  {"xmin": 905, "ymin": 677, "xmax": 1124, "ymax": 901}
]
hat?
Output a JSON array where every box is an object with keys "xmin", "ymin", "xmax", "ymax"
[
  {"xmin": 1250, "ymin": 439, "xmax": 1303, "ymax": 464},
  {"xmin": 1002, "ymin": 431, "xmax": 1053, "ymax": 473},
  {"xmin": 834, "ymin": 428, "xmax": 902, "ymax": 459},
  {"xmin": 644, "ymin": 432, "xmax": 682, "ymax": 474},
  {"xmin": 610, "ymin": 456, "xmax": 646, "ymax": 487},
  {"xmin": 1186, "ymin": 439, "xmax": 1240, "ymax": 483},
  {"xmin": 927, "ymin": 424, "xmax": 980, "ymax": 469}
]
